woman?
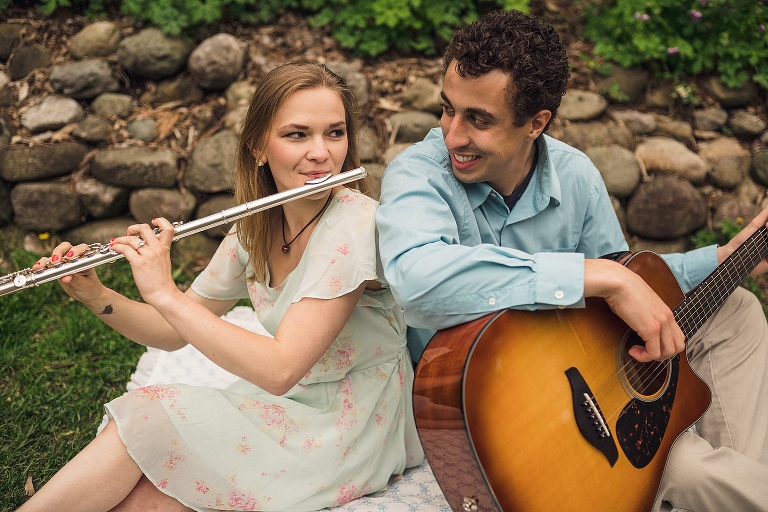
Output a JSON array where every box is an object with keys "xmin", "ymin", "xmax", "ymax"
[{"xmin": 20, "ymin": 62, "xmax": 423, "ymax": 512}]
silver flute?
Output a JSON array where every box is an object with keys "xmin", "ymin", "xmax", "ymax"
[{"xmin": 0, "ymin": 167, "xmax": 367, "ymax": 297}]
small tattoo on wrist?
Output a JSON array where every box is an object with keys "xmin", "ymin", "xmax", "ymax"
[{"xmin": 100, "ymin": 304, "xmax": 113, "ymax": 315}]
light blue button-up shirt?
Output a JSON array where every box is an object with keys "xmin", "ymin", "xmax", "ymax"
[{"xmin": 376, "ymin": 128, "xmax": 718, "ymax": 361}]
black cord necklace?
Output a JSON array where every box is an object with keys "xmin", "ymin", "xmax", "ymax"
[{"xmin": 281, "ymin": 193, "xmax": 333, "ymax": 254}]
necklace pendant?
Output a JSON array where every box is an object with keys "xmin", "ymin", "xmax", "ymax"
[{"xmin": 281, "ymin": 244, "xmax": 290, "ymax": 254}]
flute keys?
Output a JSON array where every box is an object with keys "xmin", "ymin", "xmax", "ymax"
[{"xmin": 13, "ymin": 274, "xmax": 27, "ymax": 287}]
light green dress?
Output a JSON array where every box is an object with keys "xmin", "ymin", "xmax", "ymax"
[{"xmin": 105, "ymin": 188, "xmax": 424, "ymax": 511}]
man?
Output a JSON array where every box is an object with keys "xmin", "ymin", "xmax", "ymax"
[{"xmin": 375, "ymin": 9, "xmax": 768, "ymax": 512}]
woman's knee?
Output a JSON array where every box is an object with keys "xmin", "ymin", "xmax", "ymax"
[{"xmin": 109, "ymin": 476, "xmax": 192, "ymax": 512}]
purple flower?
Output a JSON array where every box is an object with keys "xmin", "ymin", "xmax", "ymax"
[
  {"xmin": 634, "ymin": 12, "xmax": 650, "ymax": 21},
  {"xmin": 689, "ymin": 9, "xmax": 702, "ymax": 20},
  {"xmin": 667, "ymin": 47, "xmax": 680, "ymax": 55},
  {"xmin": 700, "ymin": 0, "xmax": 707, "ymax": 4},
  {"xmin": 761, "ymin": 24, "xmax": 766, "ymax": 32}
]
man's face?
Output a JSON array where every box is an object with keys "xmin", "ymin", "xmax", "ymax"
[{"xmin": 440, "ymin": 60, "xmax": 544, "ymax": 196}]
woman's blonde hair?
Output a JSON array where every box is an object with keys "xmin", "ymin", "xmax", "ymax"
[{"xmin": 234, "ymin": 62, "xmax": 370, "ymax": 283}]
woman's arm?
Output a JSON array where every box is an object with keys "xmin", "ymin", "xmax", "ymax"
[
  {"xmin": 150, "ymin": 281, "xmax": 366, "ymax": 395},
  {"xmin": 39, "ymin": 232, "xmax": 238, "ymax": 352},
  {"xmin": 45, "ymin": 216, "xmax": 366, "ymax": 392},
  {"xmin": 104, "ymin": 217, "xmax": 367, "ymax": 394},
  {"xmin": 70, "ymin": 283, "xmax": 236, "ymax": 351}
]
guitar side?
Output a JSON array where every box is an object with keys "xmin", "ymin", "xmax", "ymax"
[{"xmin": 414, "ymin": 251, "xmax": 712, "ymax": 512}]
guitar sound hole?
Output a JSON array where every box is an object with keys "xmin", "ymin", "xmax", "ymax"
[{"xmin": 620, "ymin": 331, "xmax": 670, "ymax": 401}]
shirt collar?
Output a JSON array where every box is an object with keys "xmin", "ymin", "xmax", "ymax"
[{"xmin": 536, "ymin": 134, "xmax": 561, "ymax": 209}]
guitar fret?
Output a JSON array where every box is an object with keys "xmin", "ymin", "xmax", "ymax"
[{"xmin": 675, "ymin": 227, "xmax": 768, "ymax": 340}]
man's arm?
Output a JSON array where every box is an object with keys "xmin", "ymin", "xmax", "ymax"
[{"xmin": 376, "ymin": 149, "xmax": 621, "ymax": 330}]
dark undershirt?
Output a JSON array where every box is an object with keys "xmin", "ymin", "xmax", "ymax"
[{"xmin": 501, "ymin": 148, "xmax": 539, "ymax": 211}]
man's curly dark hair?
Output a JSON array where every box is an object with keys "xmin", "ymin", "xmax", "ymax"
[{"xmin": 443, "ymin": 10, "xmax": 570, "ymax": 129}]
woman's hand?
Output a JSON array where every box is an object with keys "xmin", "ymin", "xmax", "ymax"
[
  {"xmin": 33, "ymin": 242, "xmax": 106, "ymax": 303},
  {"xmin": 109, "ymin": 218, "xmax": 179, "ymax": 307}
]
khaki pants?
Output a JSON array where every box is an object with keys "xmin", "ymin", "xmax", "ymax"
[{"xmin": 654, "ymin": 287, "xmax": 768, "ymax": 511}]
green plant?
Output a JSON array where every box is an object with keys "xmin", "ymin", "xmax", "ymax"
[
  {"xmin": 605, "ymin": 82, "xmax": 629, "ymax": 102},
  {"xmin": 14, "ymin": 0, "xmax": 530, "ymax": 56},
  {"xmin": 38, "ymin": 0, "xmax": 108, "ymax": 17},
  {"xmin": 691, "ymin": 217, "xmax": 744, "ymax": 248},
  {"xmin": 0, "ymin": 250, "xmax": 145, "ymax": 509},
  {"xmin": 584, "ymin": 0, "xmax": 768, "ymax": 88},
  {"xmin": 577, "ymin": 52, "xmax": 614, "ymax": 76},
  {"xmin": 304, "ymin": 0, "xmax": 529, "ymax": 57},
  {"xmin": 117, "ymin": 0, "xmax": 297, "ymax": 36},
  {"xmin": 0, "ymin": 247, "xmax": 205, "ymax": 509},
  {"xmin": 670, "ymin": 81, "xmax": 700, "ymax": 106},
  {"xmin": 691, "ymin": 218, "xmax": 768, "ymax": 314}
]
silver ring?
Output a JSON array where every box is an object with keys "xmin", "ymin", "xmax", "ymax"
[{"xmin": 137, "ymin": 240, "xmax": 146, "ymax": 249}]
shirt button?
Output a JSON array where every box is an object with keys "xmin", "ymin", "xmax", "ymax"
[
  {"xmin": 488, "ymin": 297, "xmax": 497, "ymax": 305},
  {"xmin": 554, "ymin": 290, "xmax": 564, "ymax": 300},
  {"xmin": 490, "ymin": 192, "xmax": 497, "ymax": 198}
]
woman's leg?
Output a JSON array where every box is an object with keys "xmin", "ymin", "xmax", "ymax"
[
  {"xmin": 109, "ymin": 476, "xmax": 193, "ymax": 512},
  {"xmin": 19, "ymin": 420, "xmax": 143, "ymax": 512}
]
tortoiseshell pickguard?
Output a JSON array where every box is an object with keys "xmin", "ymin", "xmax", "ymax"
[{"xmin": 615, "ymin": 355, "xmax": 680, "ymax": 469}]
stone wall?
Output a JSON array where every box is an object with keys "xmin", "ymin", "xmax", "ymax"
[{"xmin": 0, "ymin": 17, "xmax": 767, "ymax": 269}]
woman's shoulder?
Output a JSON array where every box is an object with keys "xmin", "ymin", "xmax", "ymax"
[
  {"xmin": 335, "ymin": 187, "xmax": 378, "ymax": 208},
  {"xmin": 328, "ymin": 188, "xmax": 378, "ymax": 221}
]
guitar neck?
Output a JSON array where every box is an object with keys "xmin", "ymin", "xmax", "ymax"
[{"xmin": 676, "ymin": 226, "xmax": 768, "ymax": 340}]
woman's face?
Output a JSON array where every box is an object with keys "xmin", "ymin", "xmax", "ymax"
[{"xmin": 260, "ymin": 87, "xmax": 349, "ymax": 193}]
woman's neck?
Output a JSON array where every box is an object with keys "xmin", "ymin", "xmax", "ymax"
[{"xmin": 281, "ymin": 188, "xmax": 337, "ymax": 234}]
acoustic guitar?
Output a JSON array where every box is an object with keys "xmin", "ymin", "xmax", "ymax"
[{"xmin": 413, "ymin": 226, "xmax": 768, "ymax": 512}]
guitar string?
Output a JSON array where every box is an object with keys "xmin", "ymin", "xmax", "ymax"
[
  {"xmin": 603, "ymin": 232, "xmax": 768, "ymax": 424},
  {"xmin": 598, "ymin": 236, "xmax": 761, "ymax": 423},
  {"xmin": 612, "ymin": 233, "xmax": 765, "ymax": 415},
  {"xmin": 586, "ymin": 228, "xmax": 768, "ymax": 428}
]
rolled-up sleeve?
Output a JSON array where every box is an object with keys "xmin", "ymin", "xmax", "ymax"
[
  {"xmin": 661, "ymin": 245, "xmax": 718, "ymax": 293},
  {"xmin": 377, "ymin": 152, "xmax": 586, "ymax": 331}
]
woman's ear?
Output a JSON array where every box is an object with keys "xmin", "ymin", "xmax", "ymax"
[{"xmin": 251, "ymin": 148, "xmax": 267, "ymax": 167}]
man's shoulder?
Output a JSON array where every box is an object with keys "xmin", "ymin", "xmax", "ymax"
[
  {"xmin": 543, "ymin": 134, "xmax": 600, "ymax": 168},
  {"xmin": 389, "ymin": 128, "xmax": 451, "ymax": 173},
  {"xmin": 542, "ymin": 134, "xmax": 590, "ymax": 161}
]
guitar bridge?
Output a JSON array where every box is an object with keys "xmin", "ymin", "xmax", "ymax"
[
  {"xmin": 566, "ymin": 367, "xmax": 619, "ymax": 466},
  {"xmin": 582, "ymin": 392, "xmax": 611, "ymax": 438}
]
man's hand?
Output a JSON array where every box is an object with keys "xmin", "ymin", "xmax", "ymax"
[
  {"xmin": 717, "ymin": 205, "xmax": 768, "ymax": 276},
  {"xmin": 584, "ymin": 258, "xmax": 685, "ymax": 362}
]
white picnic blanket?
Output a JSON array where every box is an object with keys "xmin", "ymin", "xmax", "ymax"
[{"xmin": 99, "ymin": 306, "xmax": 451, "ymax": 512}]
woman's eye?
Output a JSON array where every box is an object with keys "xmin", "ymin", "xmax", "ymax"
[
  {"xmin": 285, "ymin": 132, "xmax": 306, "ymax": 140},
  {"xmin": 328, "ymin": 129, "xmax": 346, "ymax": 139}
]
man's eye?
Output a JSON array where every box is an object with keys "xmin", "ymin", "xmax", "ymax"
[{"xmin": 469, "ymin": 117, "xmax": 488, "ymax": 128}]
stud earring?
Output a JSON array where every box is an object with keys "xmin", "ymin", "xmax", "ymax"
[{"xmin": 257, "ymin": 160, "xmax": 264, "ymax": 168}]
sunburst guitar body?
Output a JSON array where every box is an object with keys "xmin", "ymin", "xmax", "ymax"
[{"xmin": 414, "ymin": 238, "xmax": 768, "ymax": 511}]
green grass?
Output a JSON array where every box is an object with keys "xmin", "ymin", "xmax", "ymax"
[{"xmin": 0, "ymin": 247, "xmax": 188, "ymax": 511}]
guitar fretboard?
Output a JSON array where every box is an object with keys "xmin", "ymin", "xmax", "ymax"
[{"xmin": 675, "ymin": 226, "xmax": 768, "ymax": 340}]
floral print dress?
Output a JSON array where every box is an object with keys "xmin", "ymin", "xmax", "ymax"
[{"xmin": 105, "ymin": 188, "xmax": 424, "ymax": 511}]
